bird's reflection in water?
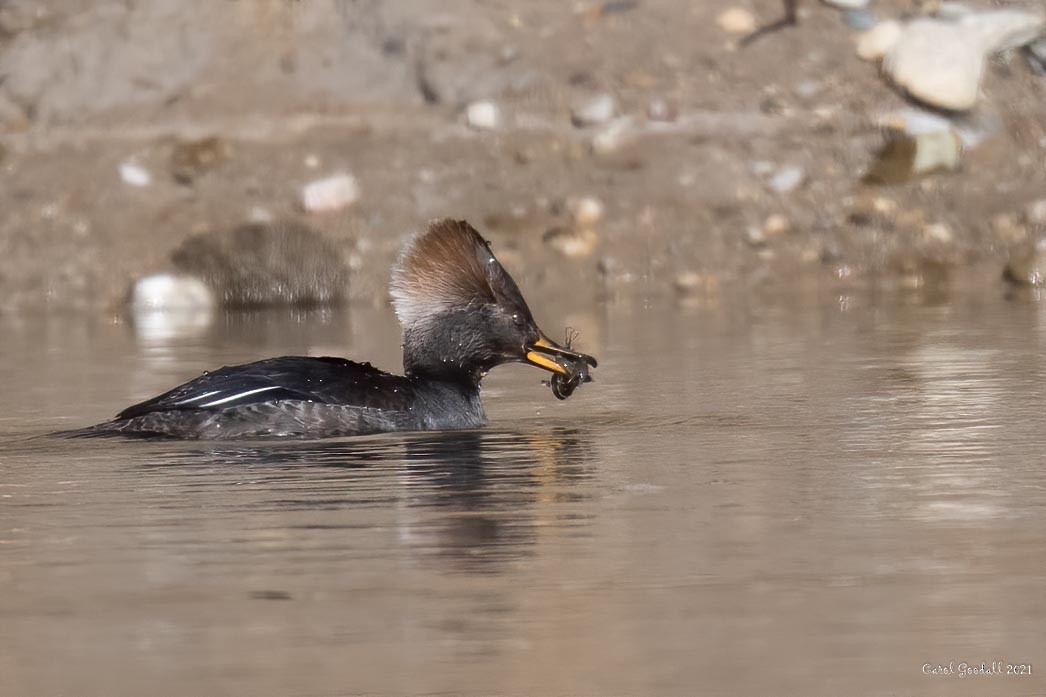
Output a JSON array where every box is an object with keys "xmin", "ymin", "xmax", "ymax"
[{"xmin": 152, "ymin": 427, "xmax": 594, "ymax": 574}]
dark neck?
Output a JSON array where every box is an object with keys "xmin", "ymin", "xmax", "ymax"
[
  {"xmin": 407, "ymin": 374, "xmax": 487, "ymax": 430},
  {"xmin": 400, "ymin": 313, "xmax": 498, "ymax": 388}
]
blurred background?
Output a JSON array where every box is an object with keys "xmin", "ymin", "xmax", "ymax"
[{"xmin": 0, "ymin": 0, "xmax": 1043, "ymax": 314}]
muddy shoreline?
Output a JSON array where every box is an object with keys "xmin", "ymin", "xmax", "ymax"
[{"xmin": 1, "ymin": 0, "xmax": 1044, "ymax": 314}]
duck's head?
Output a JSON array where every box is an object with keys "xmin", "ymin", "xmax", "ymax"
[{"xmin": 390, "ymin": 218, "xmax": 597, "ymax": 388}]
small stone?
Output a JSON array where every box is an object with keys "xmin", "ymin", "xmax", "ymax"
[
  {"xmin": 745, "ymin": 225, "xmax": 767, "ymax": 247},
  {"xmin": 544, "ymin": 226, "xmax": 599, "ymax": 258},
  {"xmin": 763, "ymin": 214, "xmax": 791, "ymax": 236},
  {"xmin": 822, "ymin": 0, "xmax": 870, "ymax": 9},
  {"xmin": 863, "ymin": 132, "xmax": 962, "ymax": 185},
  {"xmin": 717, "ymin": 7, "xmax": 757, "ymax": 35},
  {"xmin": 466, "ymin": 100, "xmax": 501, "ymax": 130},
  {"xmin": 570, "ymin": 196, "xmax": 605, "ymax": 227},
  {"xmin": 304, "ymin": 154, "xmax": 321, "ymax": 169},
  {"xmin": 590, "ymin": 117, "xmax": 634, "ymax": 155},
  {"xmin": 170, "ymin": 136, "xmax": 230, "ymax": 184},
  {"xmin": 131, "ymin": 273, "xmax": 214, "ymax": 311},
  {"xmin": 1004, "ymin": 240, "xmax": 1046, "ymax": 286},
  {"xmin": 646, "ymin": 98, "xmax": 678, "ymax": 122},
  {"xmin": 794, "ymin": 81, "xmax": 822, "ymax": 99},
  {"xmin": 844, "ymin": 8, "xmax": 878, "ymax": 31},
  {"xmin": 769, "ymin": 166, "xmax": 804, "ymax": 194},
  {"xmin": 856, "ymin": 20, "xmax": 902, "ymax": 61},
  {"xmin": 1027, "ymin": 38, "xmax": 1046, "ymax": 75},
  {"xmin": 301, "ymin": 173, "xmax": 359, "ymax": 213},
  {"xmin": 921, "ymin": 222, "xmax": 953, "ymax": 245},
  {"xmin": 1025, "ymin": 199, "xmax": 1046, "ymax": 227},
  {"xmin": 119, "ymin": 162, "xmax": 152, "ymax": 187},
  {"xmin": 571, "ymin": 93, "xmax": 618, "ymax": 128},
  {"xmin": 673, "ymin": 271, "xmax": 703, "ymax": 294},
  {"xmin": 992, "ymin": 213, "xmax": 1028, "ymax": 246},
  {"xmin": 751, "ymin": 160, "xmax": 776, "ymax": 176},
  {"xmin": 247, "ymin": 206, "xmax": 274, "ymax": 224},
  {"xmin": 673, "ymin": 271, "xmax": 718, "ymax": 295}
]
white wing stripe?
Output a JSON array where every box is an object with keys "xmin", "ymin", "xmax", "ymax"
[
  {"xmin": 174, "ymin": 390, "xmax": 222, "ymax": 405},
  {"xmin": 200, "ymin": 385, "xmax": 283, "ymax": 407}
]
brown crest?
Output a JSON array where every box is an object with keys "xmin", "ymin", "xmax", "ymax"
[{"xmin": 391, "ymin": 219, "xmax": 531, "ymax": 329}]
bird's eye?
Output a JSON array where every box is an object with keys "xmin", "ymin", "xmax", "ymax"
[{"xmin": 512, "ymin": 313, "xmax": 524, "ymax": 326}]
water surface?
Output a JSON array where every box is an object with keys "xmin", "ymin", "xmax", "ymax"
[{"xmin": 3, "ymin": 288, "xmax": 1046, "ymax": 696}]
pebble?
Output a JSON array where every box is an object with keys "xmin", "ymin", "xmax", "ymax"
[
  {"xmin": 646, "ymin": 98, "xmax": 678, "ymax": 123},
  {"xmin": 1004, "ymin": 240, "xmax": 1046, "ymax": 286},
  {"xmin": 301, "ymin": 173, "xmax": 359, "ymax": 213},
  {"xmin": 856, "ymin": 20, "xmax": 902, "ymax": 62},
  {"xmin": 130, "ymin": 273, "xmax": 214, "ymax": 311},
  {"xmin": 1025, "ymin": 199, "xmax": 1046, "ymax": 226},
  {"xmin": 590, "ymin": 117, "xmax": 634, "ymax": 155},
  {"xmin": 119, "ymin": 162, "xmax": 152, "ymax": 187},
  {"xmin": 170, "ymin": 136, "xmax": 230, "ymax": 184},
  {"xmin": 1027, "ymin": 38, "xmax": 1046, "ymax": 75},
  {"xmin": 883, "ymin": 11, "xmax": 1046, "ymax": 111},
  {"xmin": 863, "ymin": 132, "xmax": 962, "ymax": 185},
  {"xmin": 717, "ymin": 7, "xmax": 757, "ymax": 35},
  {"xmin": 466, "ymin": 100, "xmax": 501, "ymax": 130},
  {"xmin": 763, "ymin": 214, "xmax": 791, "ymax": 236},
  {"xmin": 569, "ymin": 196, "xmax": 605, "ymax": 227},
  {"xmin": 822, "ymin": 0, "xmax": 870, "ymax": 9},
  {"xmin": 571, "ymin": 93, "xmax": 618, "ymax": 127},
  {"xmin": 921, "ymin": 222, "xmax": 954, "ymax": 245},
  {"xmin": 673, "ymin": 271, "xmax": 718, "ymax": 296},
  {"xmin": 991, "ymin": 213, "xmax": 1028, "ymax": 246},
  {"xmin": 843, "ymin": 9, "xmax": 878, "ymax": 31},
  {"xmin": 769, "ymin": 166, "xmax": 804, "ymax": 194},
  {"xmin": 745, "ymin": 225, "xmax": 767, "ymax": 247},
  {"xmin": 544, "ymin": 226, "xmax": 599, "ymax": 258}
]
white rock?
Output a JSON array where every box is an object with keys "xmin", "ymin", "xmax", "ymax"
[
  {"xmin": 247, "ymin": 206, "xmax": 274, "ymax": 223},
  {"xmin": 856, "ymin": 20, "xmax": 902, "ymax": 62},
  {"xmin": 572, "ymin": 93, "xmax": 618, "ymax": 128},
  {"xmin": 763, "ymin": 213, "xmax": 790, "ymax": 236},
  {"xmin": 769, "ymin": 166, "xmax": 804, "ymax": 194},
  {"xmin": 884, "ymin": 11, "xmax": 1046, "ymax": 111},
  {"xmin": 544, "ymin": 227, "xmax": 598, "ymax": 258},
  {"xmin": 466, "ymin": 100, "xmax": 501, "ymax": 130},
  {"xmin": 1026, "ymin": 199, "xmax": 1046, "ymax": 226},
  {"xmin": 590, "ymin": 117, "xmax": 634, "ymax": 155},
  {"xmin": 131, "ymin": 273, "xmax": 213, "ymax": 311},
  {"xmin": 717, "ymin": 7, "xmax": 757, "ymax": 35},
  {"xmin": 921, "ymin": 222, "xmax": 954, "ymax": 245},
  {"xmin": 301, "ymin": 173, "xmax": 360, "ymax": 213},
  {"xmin": 570, "ymin": 196, "xmax": 605, "ymax": 227},
  {"xmin": 822, "ymin": 0, "xmax": 869, "ymax": 9},
  {"xmin": 119, "ymin": 162, "xmax": 152, "ymax": 187}
]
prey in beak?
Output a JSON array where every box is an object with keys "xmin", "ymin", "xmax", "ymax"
[{"xmin": 525, "ymin": 333, "xmax": 598, "ymax": 400}]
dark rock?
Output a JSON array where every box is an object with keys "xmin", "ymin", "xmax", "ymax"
[
  {"xmin": 1004, "ymin": 242, "xmax": 1046, "ymax": 286},
  {"xmin": 171, "ymin": 221, "xmax": 350, "ymax": 307},
  {"xmin": 170, "ymin": 136, "xmax": 231, "ymax": 185}
]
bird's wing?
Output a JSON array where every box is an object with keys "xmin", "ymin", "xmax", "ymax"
[{"xmin": 116, "ymin": 356, "xmax": 407, "ymax": 419}]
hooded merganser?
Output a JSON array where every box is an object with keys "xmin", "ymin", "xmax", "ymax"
[{"xmin": 71, "ymin": 218, "xmax": 597, "ymax": 440}]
